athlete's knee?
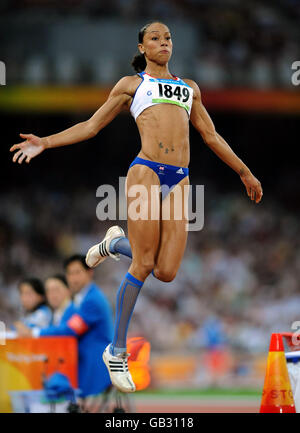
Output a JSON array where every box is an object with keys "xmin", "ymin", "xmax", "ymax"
[
  {"xmin": 153, "ymin": 266, "xmax": 177, "ymax": 283},
  {"xmin": 130, "ymin": 255, "xmax": 155, "ymax": 280}
]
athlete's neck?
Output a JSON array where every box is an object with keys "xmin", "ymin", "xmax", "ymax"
[{"xmin": 144, "ymin": 62, "xmax": 173, "ymax": 80}]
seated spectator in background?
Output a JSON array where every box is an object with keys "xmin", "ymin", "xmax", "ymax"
[
  {"xmin": 45, "ymin": 274, "xmax": 75, "ymax": 326},
  {"xmin": 16, "ymin": 255, "xmax": 114, "ymax": 412},
  {"xmin": 13, "ymin": 277, "xmax": 52, "ymax": 334}
]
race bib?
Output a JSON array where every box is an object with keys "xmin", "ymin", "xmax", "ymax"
[{"xmin": 151, "ymin": 81, "xmax": 193, "ymax": 114}]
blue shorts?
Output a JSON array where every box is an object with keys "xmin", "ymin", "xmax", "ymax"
[{"xmin": 129, "ymin": 157, "xmax": 189, "ymax": 200}]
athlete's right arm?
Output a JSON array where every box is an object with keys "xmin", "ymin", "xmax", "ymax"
[{"xmin": 10, "ymin": 76, "xmax": 134, "ymax": 164}]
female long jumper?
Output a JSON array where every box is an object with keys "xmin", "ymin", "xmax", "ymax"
[{"xmin": 10, "ymin": 22, "xmax": 263, "ymax": 393}]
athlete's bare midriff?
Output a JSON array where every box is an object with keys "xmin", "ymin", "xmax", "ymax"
[
  {"xmin": 127, "ymin": 75, "xmax": 191, "ymax": 168},
  {"xmin": 136, "ymin": 104, "xmax": 190, "ymax": 167}
]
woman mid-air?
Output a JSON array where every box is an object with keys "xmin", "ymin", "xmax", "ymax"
[{"xmin": 10, "ymin": 22, "xmax": 263, "ymax": 393}]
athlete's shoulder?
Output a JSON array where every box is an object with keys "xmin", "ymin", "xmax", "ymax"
[
  {"xmin": 182, "ymin": 79, "xmax": 201, "ymax": 98},
  {"xmin": 115, "ymin": 75, "xmax": 142, "ymax": 89},
  {"xmin": 116, "ymin": 74, "xmax": 142, "ymax": 85},
  {"xmin": 111, "ymin": 74, "xmax": 142, "ymax": 97}
]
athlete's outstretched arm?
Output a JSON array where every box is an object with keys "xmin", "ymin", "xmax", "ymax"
[
  {"xmin": 187, "ymin": 79, "xmax": 263, "ymax": 203},
  {"xmin": 10, "ymin": 77, "xmax": 133, "ymax": 164}
]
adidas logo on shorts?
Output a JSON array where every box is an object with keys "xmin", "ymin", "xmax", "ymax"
[{"xmin": 176, "ymin": 168, "xmax": 184, "ymax": 174}]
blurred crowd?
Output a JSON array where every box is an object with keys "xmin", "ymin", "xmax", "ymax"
[
  {"xmin": 1, "ymin": 185, "xmax": 300, "ymax": 362},
  {"xmin": 1, "ymin": 0, "xmax": 300, "ymax": 392},
  {"xmin": 1, "ymin": 0, "xmax": 299, "ymax": 88}
]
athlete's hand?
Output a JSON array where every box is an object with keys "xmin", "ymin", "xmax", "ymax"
[
  {"xmin": 10, "ymin": 133, "xmax": 46, "ymax": 164},
  {"xmin": 240, "ymin": 171, "xmax": 263, "ymax": 203}
]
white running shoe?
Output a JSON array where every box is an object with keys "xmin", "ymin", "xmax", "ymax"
[
  {"xmin": 102, "ymin": 344, "xmax": 136, "ymax": 393},
  {"xmin": 85, "ymin": 226, "xmax": 125, "ymax": 268}
]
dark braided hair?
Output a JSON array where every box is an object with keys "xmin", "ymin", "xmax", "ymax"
[{"xmin": 131, "ymin": 22, "xmax": 163, "ymax": 73}]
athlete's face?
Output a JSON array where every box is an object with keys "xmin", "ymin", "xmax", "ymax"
[
  {"xmin": 45, "ymin": 278, "xmax": 70, "ymax": 310},
  {"xmin": 65, "ymin": 261, "xmax": 93, "ymax": 294},
  {"xmin": 139, "ymin": 23, "xmax": 173, "ymax": 65}
]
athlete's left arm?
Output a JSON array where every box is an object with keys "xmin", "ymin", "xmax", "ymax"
[{"xmin": 186, "ymin": 79, "xmax": 263, "ymax": 203}]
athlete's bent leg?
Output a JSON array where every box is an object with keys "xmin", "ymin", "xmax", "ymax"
[{"xmin": 153, "ymin": 176, "xmax": 189, "ymax": 282}]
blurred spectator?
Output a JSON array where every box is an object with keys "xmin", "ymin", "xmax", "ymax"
[
  {"xmin": 195, "ymin": 51, "xmax": 228, "ymax": 89},
  {"xmin": 2, "ymin": 186, "xmax": 300, "ymax": 356},
  {"xmin": 91, "ymin": 56, "xmax": 118, "ymax": 85},
  {"xmin": 249, "ymin": 56, "xmax": 274, "ymax": 88},
  {"xmin": 52, "ymin": 53, "xmax": 80, "ymax": 85},
  {"xmin": 1, "ymin": 184, "xmax": 300, "ymax": 387},
  {"xmin": 189, "ymin": 315, "xmax": 227, "ymax": 350},
  {"xmin": 1, "ymin": 0, "xmax": 299, "ymax": 88},
  {"xmin": 23, "ymin": 55, "xmax": 49, "ymax": 85},
  {"xmin": 15, "ymin": 255, "xmax": 114, "ymax": 411},
  {"xmin": 13, "ymin": 277, "xmax": 52, "ymax": 334},
  {"xmin": 45, "ymin": 274, "xmax": 75, "ymax": 326}
]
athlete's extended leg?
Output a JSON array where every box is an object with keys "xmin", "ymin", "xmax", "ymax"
[{"xmin": 111, "ymin": 165, "xmax": 160, "ymax": 349}]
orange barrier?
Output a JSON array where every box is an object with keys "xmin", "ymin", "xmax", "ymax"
[
  {"xmin": 0, "ymin": 337, "xmax": 78, "ymax": 413},
  {"xmin": 260, "ymin": 333, "xmax": 296, "ymax": 413}
]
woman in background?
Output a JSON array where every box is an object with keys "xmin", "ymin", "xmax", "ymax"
[
  {"xmin": 14, "ymin": 277, "xmax": 52, "ymax": 334},
  {"xmin": 45, "ymin": 274, "xmax": 75, "ymax": 326},
  {"xmin": 15, "ymin": 274, "xmax": 76, "ymax": 336}
]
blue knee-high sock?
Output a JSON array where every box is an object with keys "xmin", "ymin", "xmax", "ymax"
[
  {"xmin": 110, "ymin": 237, "xmax": 157, "ymax": 279},
  {"xmin": 111, "ymin": 272, "xmax": 144, "ymax": 356},
  {"xmin": 110, "ymin": 237, "xmax": 132, "ymax": 259}
]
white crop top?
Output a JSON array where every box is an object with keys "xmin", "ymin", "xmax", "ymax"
[{"xmin": 130, "ymin": 71, "xmax": 194, "ymax": 121}]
